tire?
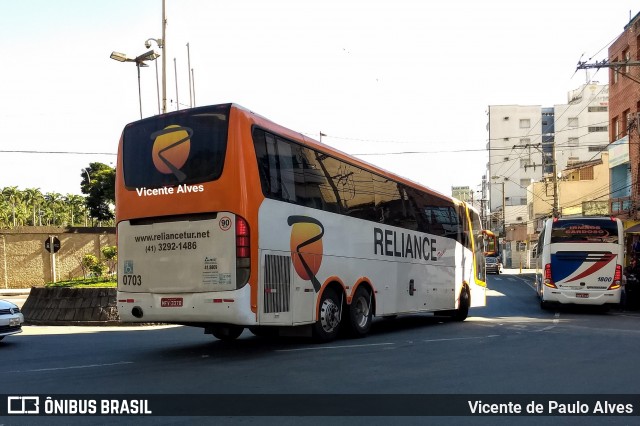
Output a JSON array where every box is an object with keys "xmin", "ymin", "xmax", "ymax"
[
  {"xmin": 540, "ymin": 299, "xmax": 550, "ymax": 310},
  {"xmin": 209, "ymin": 324, "xmax": 244, "ymax": 341},
  {"xmin": 453, "ymin": 286, "xmax": 470, "ymax": 321},
  {"xmin": 313, "ymin": 287, "xmax": 342, "ymax": 342},
  {"xmin": 346, "ymin": 286, "xmax": 373, "ymax": 337}
]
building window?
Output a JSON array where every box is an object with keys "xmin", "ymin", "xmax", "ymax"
[
  {"xmin": 580, "ymin": 167, "xmax": 594, "ymax": 180},
  {"xmin": 612, "ymin": 57, "xmax": 619, "ymax": 84},
  {"xmin": 567, "ymin": 137, "xmax": 579, "ymax": 147},
  {"xmin": 588, "ymin": 106, "xmax": 607, "ymax": 112},
  {"xmin": 588, "ymin": 145, "xmax": 608, "ymax": 152},
  {"xmin": 622, "ymin": 109, "xmax": 630, "ymax": 136},
  {"xmin": 520, "ymin": 138, "xmax": 530, "ymax": 145},
  {"xmin": 519, "ymin": 119, "xmax": 530, "ymax": 128},
  {"xmin": 588, "ymin": 126, "xmax": 608, "ymax": 132},
  {"xmin": 612, "ymin": 117, "xmax": 619, "ymax": 140},
  {"xmin": 568, "ymin": 117, "xmax": 578, "ymax": 127},
  {"xmin": 623, "ymin": 49, "xmax": 630, "ymax": 74}
]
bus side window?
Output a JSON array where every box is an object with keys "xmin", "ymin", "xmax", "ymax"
[{"xmin": 302, "ymin": 148, "xmax": 341, "ymax": 213}]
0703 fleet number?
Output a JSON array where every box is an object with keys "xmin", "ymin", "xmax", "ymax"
[{"xmin": 122, "ymin": 275, "xmax": 142, "ymax": 286}]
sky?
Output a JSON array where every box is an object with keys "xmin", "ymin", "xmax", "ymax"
[{"xmin": 0, "ymin": 0, "xmax": 638, "ymax": 197}]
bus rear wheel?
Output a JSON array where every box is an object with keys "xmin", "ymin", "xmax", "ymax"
[
  {"xmin": 313, "ymin": 288, "xmax": 342, "ymax": 342},
  {"xmin": 347, "ymin": 286, "xmax": 373, "ymax": 337},
  {"xmin": 208, "ymin": 324, "xmax": 244, "ymax": 341}
]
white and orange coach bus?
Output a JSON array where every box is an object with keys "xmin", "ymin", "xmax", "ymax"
[{"xmin": 116, "ymin": 104, "xmax": 488, "ymax": 341}]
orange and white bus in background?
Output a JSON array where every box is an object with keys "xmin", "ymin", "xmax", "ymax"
[{"xmin": 116, "ymin": 104, "xmax": 488, "ymax": 341}]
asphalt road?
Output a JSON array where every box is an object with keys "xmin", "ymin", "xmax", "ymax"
[{"xmin": 1, "ymin": 272, "xmax": 639, "ymax": 425}]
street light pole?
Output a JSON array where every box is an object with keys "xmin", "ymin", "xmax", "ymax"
[
  {"xmin": 136, "ymin": 63, "xmax": 143, "ymax": 118},
  {"xmin": 110, "ymin": 49, "xmax": 160, "ymax": 118},
  {"xmin": 145, "ymin": 37, "xmax": 164, "ymax": 115},
  {"xmin": 162, "ymin": 0, "xmax": 167, "ymax": 113}
]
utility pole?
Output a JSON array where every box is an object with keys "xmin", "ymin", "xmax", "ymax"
[
  {"xmin": 501, "ymin": 181, "xmax": 506, "ymax": 239},
  {"xmin": 161, "ymin": 0, "xmax": 167, "ymax": 113},
  {"xmin": 552, "ymin": 143, "xmax": 559, "ymax": 217},
  {"xmin": 576, "ymin": 60, "xmax": 640, "ymax": 85}
]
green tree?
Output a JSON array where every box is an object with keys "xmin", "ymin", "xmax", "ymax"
[
  {"xmin": 2, "ymin": 186, "xmax": 22, "ymax": 228},
  {"xmin": 23, "ymin": 188, "xmax": 44, "ymax": 226},
  {"xmin": 64, "ymin": 194, "xmax": 86, "ymax": 226},
  {"xmin": 81, "ymin": 163, "xmax": 115, "ymax": 225},
  {"xmin": 44, "ymin": 192, "xmax": 63, "ymax": 226},
  {"xmin": 101, "ymin": 245, "xmax": 117, "ymax": 275}
]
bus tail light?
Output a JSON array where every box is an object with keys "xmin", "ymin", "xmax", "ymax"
[
  {"xmin": 608, "ymin": 264, "xmax": 622, "ymax": 290},
  {"xmin": 544, "ymin": 263, "xmax": 557, "ymax": 288},
  {"xmin": 235, "ymin": 215, "xmax": 250, "ymax": 288}
]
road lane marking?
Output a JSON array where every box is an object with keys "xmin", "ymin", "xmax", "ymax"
[
  {"xmin": 8, "ymin": 361, "xmax": 133, "ymax": 373},
  {"xmin": 276, "ymin": 342, "xmax": 395, "ymax": 352},
  {"xmin": 423, "ymin": 335, "xmax": 499, "ymax": 343}
]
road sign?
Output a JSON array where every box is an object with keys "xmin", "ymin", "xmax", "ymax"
[{"xmin": 44, "ymin": 237, "xmax": 61, "ymax": 253}]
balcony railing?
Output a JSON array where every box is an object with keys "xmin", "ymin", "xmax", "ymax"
[{"xmin": 610, "ymin": 196, "xmax": 633, "ymax": 215}]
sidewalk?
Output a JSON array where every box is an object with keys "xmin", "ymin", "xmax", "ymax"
[
  {"xmin": 0, "ymin": 288, "xmax": 32, "ymax": 296},
  {"xmin": 503, "ymin": 268, "xmax": 536, "ymax": 275}
]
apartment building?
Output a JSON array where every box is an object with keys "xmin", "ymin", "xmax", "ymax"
[{"xmin": 608, "ymin": 11, "xmax": 640, "ymax": 221}]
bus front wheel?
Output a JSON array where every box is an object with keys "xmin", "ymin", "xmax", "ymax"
[
  {"xmin": 313, "ymin": 287, "xmax": 342, "ymax": 342},
  {"xmin": 453, "ymin": 286, "xmax": 470, "ymax": 321}
]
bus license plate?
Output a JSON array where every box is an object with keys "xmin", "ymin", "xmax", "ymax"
[
  {"xmin": 576, "ymin": 293, "xmax": 589, "ymax": 299},
  {"xmin": 161, "ymin": 297, "xmax": 183, "ymax": 307}
]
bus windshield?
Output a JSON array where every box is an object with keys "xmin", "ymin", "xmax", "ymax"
[
  {"xmin": 121, "ymin": 104, "xmax": 231, "ymax": 189},
  {"xmin": 550, "ymin": 218, "xmax": 619, "ymax": 244}
]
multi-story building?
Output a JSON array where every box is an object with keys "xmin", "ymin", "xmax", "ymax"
[
  {"xmin": 487, "ymin": 85, "xmax": 609, "ymax": 223},
  {"xmin": 486, "ymin": 105, "xmax": 544, "ymax": 216},
  {"xmin": 553, "ymin": 84, "xmax": 609, "ymax": 174},
  {"xmin": 608, "ymin": 11, "xmax": 640, "ymax": 222}
]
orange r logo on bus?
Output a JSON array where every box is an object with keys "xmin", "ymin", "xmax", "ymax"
[
  {"xmin": 150, "ymin": 125, "xmax": 193, "ymax": 182},
  {"xmin": 288, "ymin": 216, "xmax": 324, "ymax": 292}
]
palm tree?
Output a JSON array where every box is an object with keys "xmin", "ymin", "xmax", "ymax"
[
  {"xmin": 23, "ymin": 188, "xmax": 44, "ymax": 226},
  {"xmin": 44, "ymin": 192, "xmax": 63, "ymax": 226},
  {"xmin": 64, "ymin": 194, "xmax": 86, "ymax": 226},
  {"xmin": 2, "ymin": 186, "xmax": 22, "ymax": 228}
]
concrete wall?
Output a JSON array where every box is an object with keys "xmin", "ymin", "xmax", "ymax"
[{"xmin": 0, "ymin": 227, "xmax": 115, "ymax": 289}]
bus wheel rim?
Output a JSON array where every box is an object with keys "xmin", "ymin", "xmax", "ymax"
[
  {"xmin": 320, "ymin": 298, "xmax": 340, "ymax": 332},
  {"xmin": 354, "ymin": 295, "xmax": 370, "ymax": 328}
]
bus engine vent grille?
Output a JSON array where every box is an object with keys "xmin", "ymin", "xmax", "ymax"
[{"xmin": 264, "ymin": 254, "xmax": 291, "ymax": 313}]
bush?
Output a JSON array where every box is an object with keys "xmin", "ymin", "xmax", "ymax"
[
  {"xmin": 101, "ymin": 246, "xmax": 117, "ymax": 275},
  {"xmin": 81, "ymin": 254, "xmax": 107, "ymax": 278}
]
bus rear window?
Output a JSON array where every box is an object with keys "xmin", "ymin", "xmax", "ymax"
[
  {"xmin": 122, "ymin": 104, "xmax": 230, "ymax": 189},
  {"xmin": 550, "ymin": 219, "xmax": 619, "ymax": 244}
]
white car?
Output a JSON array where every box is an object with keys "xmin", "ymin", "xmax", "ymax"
[{"xmin": 0, "ymin": 299, "xmax": 24, "ymax": 340}]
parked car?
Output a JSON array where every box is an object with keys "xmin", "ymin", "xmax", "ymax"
[
  {"xmin": 485, "ymin": 256, "xmax": 503, "ymax": 274},
  {"xmin": 0, "ymin": 299, "xmax": 24, "ymax": 341}
]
